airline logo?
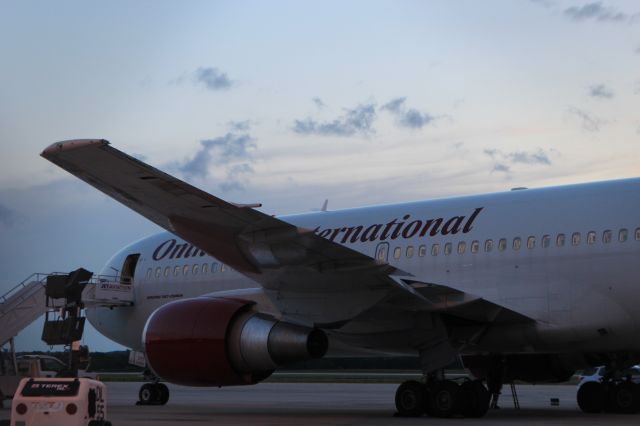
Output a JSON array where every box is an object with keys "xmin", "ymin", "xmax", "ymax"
[
  {"xmin": 313, "ymin": 207, "xmax": 483, "ymax": 244},
  {"xmin": 151, "ymin": 207, "xmax": 483, "ymax": 261}
]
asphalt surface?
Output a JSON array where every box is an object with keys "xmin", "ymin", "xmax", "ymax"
[{"xmin": 3, "ymin": 381, "xmax": 640, "ymax": 425}]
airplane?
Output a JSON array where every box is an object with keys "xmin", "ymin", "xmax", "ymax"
[{"xmin": 40, "ymin": 138, "xmax": 640, "ymax": 418}]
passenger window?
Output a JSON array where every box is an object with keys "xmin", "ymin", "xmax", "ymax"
[
  {"xmin": 183, "ymin": 265, "xmax": 189, "ymax": 275},
  {"xmin": 393, "ymin": 247, "xmax": 401, "ymax": 259},
  {"xmin": 202, "ymin": 263, "xmax": 209, "ymax": 274},
  {"xmin": 146, "ymin": 268, "xmax": 152, "ymax": 278},
  {"xmin": 418, "ymin": 245, "xmax": 426, "ymax": 257},
  {"xmin": 512, "ymin": 237, "xmax": 521, "ymax": 251},
  {"xmin": 572, "ymin": 232, "xmax": 581, "ymax": 246},
  {"xmin": 221, "ymin": 264, "xmax": 227, "ymax": 272},
  {"xmin": 173, "ymin": 266, "xmax": 180, "ymax": 276},
  {"xmin": 498, "ymin": 238, "xmax": 507, "ymax": 252},
  {"xmin": 636, "ymin": 228, "xmax": 640, "ymax": 241},
  {"xmin": 619, "ymin": 228, "xmax": 628, "ymax": 242},
  {"xmin": 602, "ymin": 230, "xmax": 612, "ymax": 243},
  {"xmin": 527, "ymin": 236, "xmax": 535, "ymax": 249},
  {"xmin": 542, "ymin": 235, "xmax": 550, "ymax": 248},
  {"xmin": 406, "ymin": 246, "xmax": 414, "ymax": 258},
  {"xmin": 444, "ymin": 242, "xmax": 452, "ymax": 255},
  {"xmin": 211, "ymin": 263, "xmax": 219, "ymax": 273},
  {"xmin": 587, "ymin": 231, "xmax": 596, "ymax": 245},
  {"xmin": 471, "ymin": 240, "xmax": 479, "ymax": 253},
  {"xmin": 485, "ymin": 239, "xmax": 493, "ymax": 252},
  {"xmin": 193, "ymin": 264, "xmax": 199, "ymax": 275},
  {"xmin": 457, "ymin": 241, "xmax": 466, "ymax": 255},
  {"xmin": 431, "ymin": 244, "xmax": 439, "ymax": 256},
  {"xmin": 556, "ymin": 234, "xmax": 565, "ymax": 247},
  {"xmin": 155, "ymin": 267, "xmax": 161, "ymax": 278},
  {"xmin": 163, "ymin": 267, "xmax": 170, "ymax": 277}
]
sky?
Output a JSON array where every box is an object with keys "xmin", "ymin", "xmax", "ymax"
[{"xmin": 1, "ymin": 0, "xmax": 639, "ymax": 352}]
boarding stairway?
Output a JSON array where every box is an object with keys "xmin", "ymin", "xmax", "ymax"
[{"xmin": 0, "ymin": 271, "xmax": 135, "ymax": 348}]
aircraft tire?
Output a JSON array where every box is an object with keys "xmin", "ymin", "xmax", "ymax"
[
  {"xmin": 427, "ymin": 380, "xmax": 460, "ymax": 418},
  {"xmin": 156, "ymin": 383, "xmax": 170, "ymax": 405},
  {"xmin": 459, "ymin": 380, "xmax": 490, "ymax": 418},
  {"xmin": 577, "ymin": 382, "xmax": 604, "ymax": 413},
  {"xmin": 607, "ymin": 382, "xmax": 639, "ymax": 414},
  {"xmin": 139, "ymin": 383, "xmax": 159, "ymax": 405},
  {"xmin": 394, "ymin": 380, "xmax": 427, "ymax": 417}
]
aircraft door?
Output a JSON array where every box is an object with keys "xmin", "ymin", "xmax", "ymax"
[
  {"xmin": 121, "ymin": 253, "xmax": 140, "ymax": 284},
  {"xmin": 375, "ymin": 242, "xmax": 390, "ymax": 264}
]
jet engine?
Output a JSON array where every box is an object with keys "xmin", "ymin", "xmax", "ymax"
[{"xmin": 143, "ymin": 297, "xmax": 328, "ymax": 386}]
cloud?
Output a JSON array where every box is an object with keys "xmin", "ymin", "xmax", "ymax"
[
  {"xmin": 0, "ymin": 204, "xmax": 15, "ymax": 227},
  {"xmin": 381, "ymin": 97, "xmax": 435, "ymax": 129},
  {"xmin": 588, "ymin": 84, "xmax": 614, "ymax": 99},
  {"xmin": 381, "ymin": 97, "xmax": 406, "ymax": 113},
  {"xmin": 292, "ymin": 103, "xmax": 377, "ymax": 137},
  {"xmin": 563, "ymin": 2, "xmax": 637, "ymax": 23},
  {"xmin": 176, "ymin": 133, "xmax": 256, "ymax": 191},
  {"xmin": 567, "ymin": 106, "xmax": 605, "ymax": 131},
  {"xmin": 484, "ymin": 148, "xmax": 552, "ymax": 174},
  {"xmin": 529, "ymin": 0, "xmax": 557, "ymax": 8},
  {"xmin": 194, "ymin": 67, "xmax": 233, "ymax": 91},
  {"xmin": 227, "ymin": 120, "xmax": 251, "ymax": 131},
  {"xmin": 312, "ymin": 97, "xmax": 326, "ymax": 108}
]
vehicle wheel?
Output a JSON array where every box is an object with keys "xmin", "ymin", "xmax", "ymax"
[
  {"xmin": 608, "ymin": 382, "xmax": 639, "ymax": 414},
  {"xmin": 395, "ymin": 380, "xmax": 427, "ymax": 417},
  {"xmin": 577, "ymin": 381, "xmax": 604, "ymax": 413},
  {"xmin": 139, "ymin": 383, "xmax": 159, "ymax": 405},
  {"xmin": 427, "ymin": 380, "xmax": 460, "ymax": 418},
  {"xmin": 459, "ymin": 380, "xmax": 490, "ymax": 418},
  {"xmin": 156, "ymin": 383, "xmax": 170, "ymax": 405}
]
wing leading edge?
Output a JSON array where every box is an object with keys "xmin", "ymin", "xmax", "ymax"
[{"xmin": 42, "ymin": 139, "xmax": 532, "ymax": 327}]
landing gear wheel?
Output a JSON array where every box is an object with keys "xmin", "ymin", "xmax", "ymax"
[
  {"xmin": 156, "ymin": 383, "xmax": 170, "ymax": 405},
  {"xmin": 577, "ymin": 381, "xmax": 604, "ymax": 413},
  {"xmin": 427, "ymin": 380, "xmax": 460, "ymax": 418},
  {"xmin": 138, "ymin": 383, "xmax": 159, "ymax": 405},
  {"xmin": 608, "ymin": 382, "xmax": 639, "ymax": 414},
  {"xmin": 459, "ymin": 380, "xmax": 490, "ymax": 418},
  {"xmin": 395, "ymin": 380, "xmax": 427, "ymax": 417}
]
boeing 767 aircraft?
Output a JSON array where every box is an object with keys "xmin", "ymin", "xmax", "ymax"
[{"xmin": 41, "ymin": 139, "xmax": 640, "ymax": 417}]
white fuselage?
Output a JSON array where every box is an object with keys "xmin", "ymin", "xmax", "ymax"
[{"xmin": 87, "ymin": 178, "xmax": 640, "ymax": 357}]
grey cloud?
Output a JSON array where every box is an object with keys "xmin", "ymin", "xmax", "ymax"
[
  {"xmin": 228, "ymin": 120, "xmax": 251, "ymax": 131},
  {"xmin": 564, "ymin": 2, "xmax": 636, "ymax": 23},
  {"xmin": 177, "ymin": 133, "xmax": 256, "ymax": 191},
  {"xmin": 312, "ymin": 97, "xmax": 326, "ymax": 108},
  {"xmin": 529, "ymin": 0, "xmax": 557, "ymax": 8},
  {"xmin": 484, "ymin": 148, "xmax": 552, "ymax": 174},
  {"xmin": 0, "ymin": 204, "xmax": 15, "ymax": 227},
  {"xmin": 292, "ymin": 103, "xmax": 377, "ymax": 137},
  {"xmin": 567, "ymin": 107, "xmax": 604, "ymax": 131},
  {"xmin": 381, "ymin": 97, "xmax": 435, "ymax": 129},
  {"xmin": 381, "ymin": 97, "xmax": 406, "ymax": 113},
  {"xmin": 194, "ymin": 67, "xmax": 233, "ymax": 91},
  {"xmin": 509, "ymin": 150, "xmax": 551, "ymax": 165},
  {"xmin": 588, "ymin": 84, "xmax": 614, "ymax": 99},
  {"xmin": 492, "ymin": 163, "xmax": 511, "ymax": 173}
]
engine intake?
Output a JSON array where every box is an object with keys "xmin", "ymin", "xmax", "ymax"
[{"xmin": 143, "ymin": 297, "xmax": 327, "ymax": 386}]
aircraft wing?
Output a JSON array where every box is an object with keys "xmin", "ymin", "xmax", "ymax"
[{"xmin": 42, "ymin": 139, "xmax": 532, "ymax": 326}]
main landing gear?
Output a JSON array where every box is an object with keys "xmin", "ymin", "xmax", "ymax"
[
  {"xmin": 395, "ymin": 377, "xmax": 490, "ymax": 418},
  {"xmin": 137, "ymin": 382, "xmax": 170, "ymax": 406},
  {"xmin": 577, "ymin": 375, "xmax": 640, "ymax": 414}
]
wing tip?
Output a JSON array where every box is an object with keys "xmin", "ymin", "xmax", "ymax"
[{"xmin": 41, "ymin": 139, "xmax": 109, "ymax": 157}]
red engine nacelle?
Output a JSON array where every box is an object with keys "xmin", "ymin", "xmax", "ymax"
[{"xmin": 143, "ymin": 297, "xmax": 327, "ymax": 386}]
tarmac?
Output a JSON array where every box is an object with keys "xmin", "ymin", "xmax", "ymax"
[{"xmin": 3, "ymin": 381, "xmax": 640, "ymax": 425}]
